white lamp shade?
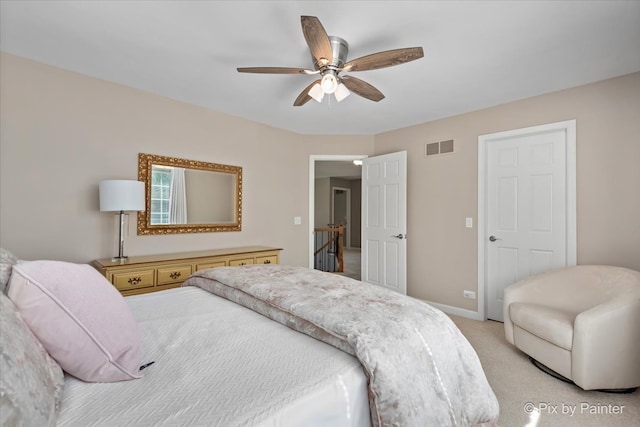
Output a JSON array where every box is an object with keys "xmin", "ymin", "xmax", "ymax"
[
  {"xmin": 334, "ymin": 83, "xmax": 350, "ymax": 102},
  {"xmin": 99, "ymin": 180, "xmax": 145, "ymax": 212},
  {"xmin": 309, "ymin": 83, "xmax": 324, "ymax": 103},
  {"xmin": 320, "ymin": 73, "xmax": 338, "ymax": 94}
]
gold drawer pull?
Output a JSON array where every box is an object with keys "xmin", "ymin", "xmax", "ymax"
[
  {"xmin": 263, "ymin": 260, "xmax": 271, "ymax": 264},
  {"xmin": 239, "ymin": 262, "xmax": 246, "ymax": 266},
  {"xmin": 169, "ymin": 271, "xmax": 182, "ymax": 280},
  {"xmin": 128, "ymin": 277, "xmax": 142, "ymax": 285}
]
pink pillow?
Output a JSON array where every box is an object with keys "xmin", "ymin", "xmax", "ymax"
[{"xmin": 7, "ymin": 260, "xmax": 142, "ymax": 382}]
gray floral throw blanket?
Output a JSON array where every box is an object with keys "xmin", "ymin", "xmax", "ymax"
[{"xmin": 183, "ymin": 265, "xmax": 499, "ymax": 427}]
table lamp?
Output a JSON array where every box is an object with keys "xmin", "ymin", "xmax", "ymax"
[{"xmin": 99, "ymin": 180, "xmax": 145, "ymax": 261}]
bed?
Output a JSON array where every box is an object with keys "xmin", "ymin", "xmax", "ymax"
[{"xmin": 0, "ymin": 248, "xmax": 499, "ymax": 426}]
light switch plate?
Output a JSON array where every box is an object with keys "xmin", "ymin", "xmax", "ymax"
[
  {"xmin": 465, "ymin": 217, "xmax": 473, "ymax": 228},
  {"xmin": 294, "ymin": 216, "xmax": 302, "ymax": 225}
]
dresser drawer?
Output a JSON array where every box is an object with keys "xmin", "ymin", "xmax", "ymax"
[
  {"xmin": 157, "ymin": 264, "xmax": 193, "ymax": 285},
  {"xmin": 196, "ymin": 261, "xmax": 227, "ymax": 271},
  {"xmin": 256, "ymin": 255, "xmax": 278, "ymax": 265},
  {"xmin": 92, "ymin": 246, "xmax": 282, "ymax": 296},
  {"xmin": 229, "ymin": 257, "xmax": 255, "ymax": 267},
  {"xmin": 112, "ymin": 270, "xmax": 155, "ymax": 291}
]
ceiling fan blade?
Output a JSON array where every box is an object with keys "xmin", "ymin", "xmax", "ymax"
[
  {"xmin": 293, "ymin": 79, "xmax": 321, "ymax": 106},
  {"xmin": 340, "ymin": 76, "xmax": 385, "ymax": 102},
  {"xmin": 301, "ymin": 16, "xmax": 333, "ymax": 67},
  {"xmin": 343, "ymin": 47, "xmax": 424, "ymax": 72},
  {"xmin": 237, "ymin": 67, "xmax": 312, "ymax": 74}
]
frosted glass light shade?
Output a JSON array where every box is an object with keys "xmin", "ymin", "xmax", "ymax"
[
  {"xmin": 320, "ymin": 73, "xmax": 338, "ymax": 94},
  {"xmin": 99, "ymin": 180, "xmax": 145, "ymax": 212},
  {"xmin": 309, "ymin": 83, "xmax": 324, "ymax": 103},
  {"xmin": 334, "ymin": 83, "xmax": 350, "ymax": 102}
]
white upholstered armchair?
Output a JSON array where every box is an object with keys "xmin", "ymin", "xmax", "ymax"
[{"xmin": 503, "ymin": 265, "xmax": 640, "ymax": 391}]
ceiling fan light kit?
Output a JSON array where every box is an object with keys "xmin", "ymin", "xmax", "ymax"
[
  {"xmin": 237, "ymin": 16, "xmax": 424, "ymax": 106},
  {"xmin": 320, "ymin": 72, "xmax": 338, "ymax": 94}
]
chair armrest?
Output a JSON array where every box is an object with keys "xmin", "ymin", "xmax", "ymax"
[
  {"xmin": 502, "ymin": 274, "xmax": 561, "ymax": 344},
  {"xmin": 572, "ymin": 297, "xmax": 640, "ymax": 389}
]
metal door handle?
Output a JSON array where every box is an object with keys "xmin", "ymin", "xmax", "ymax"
[
  {"xmin": 392, "ymin": 234, "xmax": 406, "ymax": 239},
  {"xmin": 489, "ymin": 235, "xmax": 502, "ymax": 242}
]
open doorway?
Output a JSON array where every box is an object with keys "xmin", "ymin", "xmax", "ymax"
[{"xmin": 309, "ymin": 155, "xmax": 365, "ymax": 280}]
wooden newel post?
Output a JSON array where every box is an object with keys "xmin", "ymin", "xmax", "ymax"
[{"xmin": 337, "ymin": 224, "xmax": 344, "ymax": 272}]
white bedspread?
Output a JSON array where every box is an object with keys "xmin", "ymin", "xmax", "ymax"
[
  {"xmin": 185, "ymin": 265, "xmax": 500, "ymax": 427},
  {"xmin": 56, "ymin": 287, "xmax": 371, "ymax": 427}
]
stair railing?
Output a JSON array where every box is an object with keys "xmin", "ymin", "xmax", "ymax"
[{"xmin": 313, "ymin": 225, "xmax": 344, "ymax": 273}]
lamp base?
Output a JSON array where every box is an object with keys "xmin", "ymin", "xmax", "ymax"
[
  {"xmin": 111, "ymin": 256, "xmax": 129, "ymax": 263},
  {"xmin": 114, "ymin": 211, "xmax": 129, "ymax": 261}
]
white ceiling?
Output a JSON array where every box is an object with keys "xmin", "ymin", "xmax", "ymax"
[{"xmin": 2, "ymin": 1, "xmax": 639, "ymax": 135}]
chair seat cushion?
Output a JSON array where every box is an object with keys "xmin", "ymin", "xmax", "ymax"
[{"xmin": 509, "ymin": 303, "xmax": 575, "ymax": 350}]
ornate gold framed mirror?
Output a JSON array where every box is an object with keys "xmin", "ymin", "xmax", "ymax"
[{"xmin": 137, "ymin": 153, "xmax": 242, "ymax": 234}]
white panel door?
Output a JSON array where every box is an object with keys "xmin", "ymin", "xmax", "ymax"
[
  {"xmin": 486, "ymin": 130, "xmax": 569, "ymax": 321},
  {"xmin": 361, "ymin": 151, "xmax": 407, "ymax": 294}
]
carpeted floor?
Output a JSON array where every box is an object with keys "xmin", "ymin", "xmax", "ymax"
[
  {"xmin": 335, "ymin": 247, "xmax": 361, "ymax": 280},
  {"xmin": 331, "ymin": 257, "xmax": 638, "ymax": 425},
  {"xmin": 450, "ymin": 315, "xmax": 639, "ymax": 426}
]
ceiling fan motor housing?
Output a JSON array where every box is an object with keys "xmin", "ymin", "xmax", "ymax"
[
  {"xmin": 315, "ymin": 36, "xmax": 349, "ymax": 87},
  {"xmin": 328, "ymin": 36, "xmax": 349, "ymax": 69}
]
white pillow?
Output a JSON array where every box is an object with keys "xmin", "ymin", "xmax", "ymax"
[{"xmin": 7, "ymin": 260, "xmax": 142, "ymax": 382}]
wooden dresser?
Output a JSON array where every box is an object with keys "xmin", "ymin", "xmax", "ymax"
[{"xmin": 92, "ymin": 246, "xmax": 282, "ymax": 296}]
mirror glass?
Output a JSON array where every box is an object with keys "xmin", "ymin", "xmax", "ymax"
[{"xmin": 138, "ymin": 153, "xmax": 242, "ymax": 234}]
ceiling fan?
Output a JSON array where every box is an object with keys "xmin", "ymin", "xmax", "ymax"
[{"xmin": 237, "ymin": 16, "xmax": 424, "ymax": 106}]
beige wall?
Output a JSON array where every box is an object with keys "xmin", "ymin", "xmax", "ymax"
[
  {"xmin": 0, "ymin": 53, "xmax": 375, "ymax": 266},
  {"xmin": 329, "ymin": 177, "xmax": 362, "ymax": 248},
  {"xmin": 314, "ymin": 178, "xmax": 331, "ymax": 228},
  {"xmin": 374, "ymin": 72, "xmax": 640, "ymax": 311},
  {"xmin": 1, "ymin": 52, "xmax": 638, "ymax": 315}
]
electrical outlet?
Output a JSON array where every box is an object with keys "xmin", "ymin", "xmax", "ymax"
[{"xmin": 463, "ymin": 290, "xmax": 476, "ymax": 299}]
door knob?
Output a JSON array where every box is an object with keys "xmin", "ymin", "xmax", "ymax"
[
  {"xmin": 489, "ymin": 235, "xmax": 502, "ymax": 242},
  {"xmin": 392, "ymin": 234, "xmax": 406, "ymax": 239}
]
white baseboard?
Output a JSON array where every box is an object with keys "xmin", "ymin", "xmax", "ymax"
[{"xmin": 422, "ymin": 300, "xmax": 485, "ymax": 321}]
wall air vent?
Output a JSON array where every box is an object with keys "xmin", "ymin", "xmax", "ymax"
[
  {"xmin": 426, "ymin": 142, "xmax": 440, "ymax": 156},
  {"xmin": 425, "ymin": 139, "xmax": 455, "ymax": 157}
]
